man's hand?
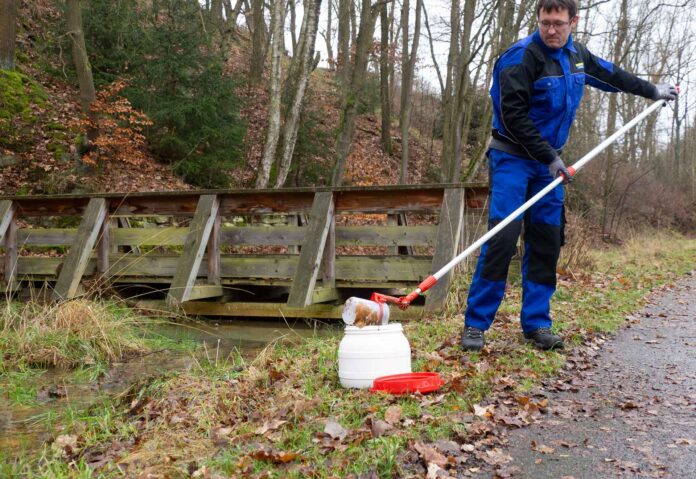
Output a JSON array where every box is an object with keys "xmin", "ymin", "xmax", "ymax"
[
  {"xmin": 548, "ymin": 156, "xmax": 573, "ymax": 184},
  {"xmin": 652, "ymin": 83, "xmax": 678, "ymax": 102}
]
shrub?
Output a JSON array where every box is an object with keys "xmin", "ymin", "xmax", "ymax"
[{"xmin": 83, "ymin": 0, "xmax": 246, "ymax": 188}]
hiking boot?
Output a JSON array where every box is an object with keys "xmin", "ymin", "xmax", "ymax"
[
  {"xmin": 524, "ymin": 328, "xmax": 564, "ymax": 350},
  {"xmin": 461, "ymin": 326, "xmax": 485, "ymax": 351}
]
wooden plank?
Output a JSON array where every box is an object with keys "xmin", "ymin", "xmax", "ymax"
[
  {"xmin": 311, "ymin": 286, "xmax": 339, "ymax": 303},
  {"xmin": 207, "ymin": 212, "xmax": 220, "ymax": 285},
  {"xmin": 113, "ymin": 227, "xmax": 188, "ymax": 246},
  {"xmin": 425, "ymin": 188, "xmax": 465, "ymax": 312},
  {"xmin": 221, "ymin": 225, "xmax": 437, "ymax": 247},
  {"xmin": 340, "ymin": 225, "xmax": 436, "ymax": 246},
  {"xmin": 18, "ymin": 228, "xmax": 76, "ymax": 246},
  {"xmin": 135, "ymin": 299, "xmax": 425, "ymax": 320},
  {"xmin": 167, "ymin": 195, "xmax": 219, "ymax": 306},
  {"xmin": 4, "ymin": 185, "xmax": 488, "ymax": 217},
  {"xmin": 287, "ymin": 192, "xmax": 334, "ymax": 307},
  {"xmin": 220, "ymin": 226, "xmax": 305, "ymax": 246},
  {"xmin": 52, "ymin": 198, "xmax": 108, "ymax": 300},
  {"xmin": 186, "ymin": 284, "xmax": 224, "ymax": 301},
  {"xmin": 14, "ymin": 254, "xmax": 432, "ymax": 282}
]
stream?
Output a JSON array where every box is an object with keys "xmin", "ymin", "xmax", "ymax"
[{"xmin": 0, "ymin": 318, "xmax": 341, "ymax": 454}]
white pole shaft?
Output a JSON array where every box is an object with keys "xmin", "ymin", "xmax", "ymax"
[{"xmin": 432, "ymin": 99, "xmax": 667, "ymax": 281}]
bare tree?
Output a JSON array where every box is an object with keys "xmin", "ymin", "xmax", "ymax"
[
  {"xmin": 379, "ymin": 0, "xmax": 392, "ymax": 154},
  {"xmin": 337, "ymin": 0, "xmax": 351, "ymax": 83},
  {"xmin": 249, "ymin": 0, "xmax": 268, "ymax": 82},
  {"xmin": 256, "ymin": 0, "xmax": 284, "ymax": 188},
  {"xmin": 330, "ymin": 0, "xmax": 382, "ymax": 185},
  {"xmin": 275, "ymin": 0, "xmax": 323, "ymax": 187},
  {"xmin": 0, "ymin": 0, "xmax": 17, "ymax": 70},
  {"xmin": 323, "ymin": 0, "xmax": 335, "ymax": 66},
  {"xmin": 397, "ymin": 0, "xmax": 422, "ymax": 184},
  {"xmin": 66, "ymin": 0, "xmax": 98, "ymax": 145}
]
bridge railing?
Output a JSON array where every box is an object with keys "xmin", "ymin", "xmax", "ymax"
[{"xmin": 0, "ymin": 184, "xmax": 487, "ymax": 319}]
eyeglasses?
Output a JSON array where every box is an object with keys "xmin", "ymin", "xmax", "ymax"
[{"xmin": 538, "ymin": 20, "xmax": 571, "ymax": 31}]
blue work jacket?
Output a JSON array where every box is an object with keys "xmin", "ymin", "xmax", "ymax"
[{"xmin": 490, "ymin": 30, "xmax": 656, "ymax": 164}]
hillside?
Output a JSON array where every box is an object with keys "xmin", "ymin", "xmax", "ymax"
[{"xmin": 0, "ymin": 1, "xmax": 437, "ymax": 196}]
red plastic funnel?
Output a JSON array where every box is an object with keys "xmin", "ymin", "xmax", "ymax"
[{"xmin": 370, "ymin": 372, "xmax": 444, "ymax": 395}]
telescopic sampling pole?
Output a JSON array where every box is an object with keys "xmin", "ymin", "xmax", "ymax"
[{"xmin": 386, "ymin": 99, "xmax": 670, "ymax": 309}]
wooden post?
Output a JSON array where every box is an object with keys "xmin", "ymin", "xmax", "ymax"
[
  {"xmin": 287, "ymin": 192, "xmax": 334, "ymax": 307},
  {"xmin": 167, "ymin": 195, "xmax": 220, "ymax": 306},
  {"xmin": 387, "ymin": 214, "xmax": 398, "ymax": 255},
  {"xmin": 53, "ymin": 198, "xmax": 108, "ymax": 300},
  {"xmin": 321, "ymin": 217, "xmax": 336, "ymax": 286},
  {"xmin": 288, "ymin": 214, "xmax": 299, "ymax": 254},
  {"xmin": 97, "ymin": 216, "xmax": 110, "ymax": 277},
  {"xmin": 1, "ymin": 200, "xmax": 17, "ymax": 289},
  {"xmin": 207, "ymin": 210, "xmax": 221, "ymax": 285},
  {"xmin": 425, "ymin": 188, "xmax": 465, "ymax": 312}
]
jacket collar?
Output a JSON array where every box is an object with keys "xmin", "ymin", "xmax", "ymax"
[{"xmin": 532, "ymin": 30, "xmax": 577, "ymax": 54}]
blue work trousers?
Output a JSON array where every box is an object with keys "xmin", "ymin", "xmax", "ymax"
[{"xmin": 465, "ymin": 148, "xmax": 564, "ymax": 333}]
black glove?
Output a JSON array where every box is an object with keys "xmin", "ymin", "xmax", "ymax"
[
  {"xmin": 548, "ymin": 156, "xmax": 573, "ymax": 185},
  {"xmin": 652, "ymin": 83, "xmax": 678, "ymax": 101}
]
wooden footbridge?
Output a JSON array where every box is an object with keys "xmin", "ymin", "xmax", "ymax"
[{"xmin": 0, "ymin": 184, "xmax": 487, "ymax": 319}]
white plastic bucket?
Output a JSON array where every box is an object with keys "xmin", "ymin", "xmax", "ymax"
[{"xmin": 338, "ymin": 323, "xmax": 411, "ymax": 389}]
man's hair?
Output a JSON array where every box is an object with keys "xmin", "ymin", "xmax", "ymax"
[{"xmin": 536, "ymin": 0, "xmax": 577, "ymax": 19}]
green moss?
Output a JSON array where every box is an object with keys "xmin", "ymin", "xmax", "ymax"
[
  {"xmin": 0, "ymin": 71, "xmax": 47, "ymax": 121},
  {"xmin": 46, "ymin": 121, "xmax": 66, "ymax": 131}
]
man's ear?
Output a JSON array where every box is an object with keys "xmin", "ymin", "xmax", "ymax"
[{"xmin": 571, "ymin": 15, "xmax": 580, "ymax": 27}]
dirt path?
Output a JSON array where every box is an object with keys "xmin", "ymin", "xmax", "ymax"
[{"xmin": 477, "ymin": 272, "xmax": 696, "ymax": 479}]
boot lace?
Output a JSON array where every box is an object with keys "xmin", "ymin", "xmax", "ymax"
[{"xmin": 465, "ymin": 327, "xmax": 483, "ymax": 339}]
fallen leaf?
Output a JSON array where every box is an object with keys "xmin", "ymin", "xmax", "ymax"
[
  {"xmin": 255, "ymin": 419, "xmax": 288, "ymax": 436},
  {"xmin": 483, "ymin": 448, "xmax": 513, "ymax": 465},
  {"xmin": 324, "ymin": 420, "xmax": 348, "ymax": 441},
  {"xmin": 370, "ymin": 419, "xmax": 392, "ymax": 438},
  {"xmin": 384, "ymin": 405, "xmax": 402, "ymax": 425},
  {"xmin": 473, "ymin": 404, "xmax": 495, "ymax": 419},
  {"xmin": 250, "ymin": 448, "xmax": 299, "ymax": 464},
  {"xmin": 413, "ymin": 441, "xmax": 448, "ymax": 467}
]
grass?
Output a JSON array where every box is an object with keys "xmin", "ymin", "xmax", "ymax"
[
  {"xmin": 1, "ymin": 232, "xmax": 694, "ymax": 477},
  {"xmin": 0, "ymin": 299, "xmax": 152, "ymax": 370}
]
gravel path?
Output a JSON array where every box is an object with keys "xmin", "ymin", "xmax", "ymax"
[{"xmin": 478, "ymin": 272, "xmax": 696, "ymax": 478}]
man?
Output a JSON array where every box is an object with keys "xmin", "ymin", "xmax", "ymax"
[{"xmin": 461, "ymin": 0, "xmax": 677, "ymax": 351}]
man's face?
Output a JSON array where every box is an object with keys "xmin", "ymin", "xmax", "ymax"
[{"xmin": 538, "ymin": 8, "xmax": 578, "ymax": 49}]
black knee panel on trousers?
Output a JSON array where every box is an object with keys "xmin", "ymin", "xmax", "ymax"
[
  {"xmin": 524, "ymin": 223, "xmax": 561, "ymax": 285},
  {"xmin": 481, "ymin": 219, "xmax": 522, "ymax": 281}
]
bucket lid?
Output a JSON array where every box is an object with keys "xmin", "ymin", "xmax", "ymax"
[{"xmin": 370, "ymin": 372, "xmax": 444, "ymax": 395}]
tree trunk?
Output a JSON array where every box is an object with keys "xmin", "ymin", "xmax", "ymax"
[
  {"xmin": 255, "ymin": 0, "xmax": 284, "ymax": 188},
  {"xmin": 600, "ymin": 0, "xmax": 628, "ymax": 236},
  {"xmin": 379, "ymin": 0, "xmax": 391, "ymax": 154},
  {"xmin": 289, "ymin": 0, "xmax": 298, "ymax": 54},
  {"xmin": 0, "ymin": 0, "xmax": 17, "ymax": 70},
  {"xmin": 330, "ymin": 0, "xmax": 381, "ymax": 186},
  {"xmin": 274, "ymin": 0, "xmax": 323, "ymax": 187},
  {"xmin": 324, "ymin": 0, "xmax": 334, "ymax": 66},
  {"xmin": 66, "ymin": 0, "xmax": 98, "ymax": 144},
  {"xmin": 398, "ymin": 0, "xmax": 422, "ymax": 184},
  {"xmin": 337, "ymin": 0, "xmax": 351, "ymax": 83},
  {"xmin": 249, "ymin": 0, "xmax": 268, "ymax": 82}
]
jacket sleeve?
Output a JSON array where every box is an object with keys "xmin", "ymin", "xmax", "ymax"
[
  {"xmin": 498, "ymin": 49, "xmax": 558, "ymax": 165},
  {"xmin": 581, "ymin": 45, "xmax": 657, "ymax": 99}
]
